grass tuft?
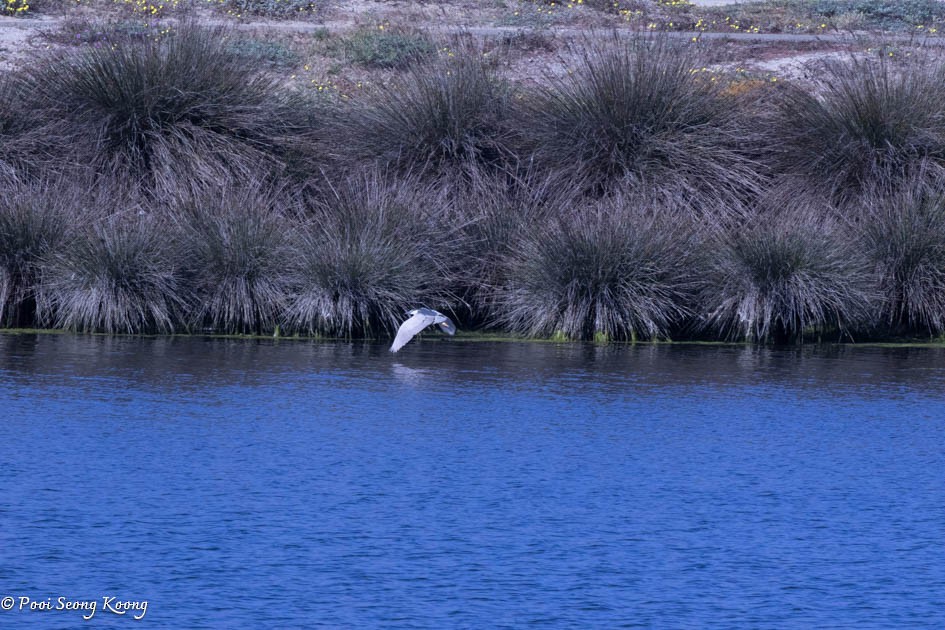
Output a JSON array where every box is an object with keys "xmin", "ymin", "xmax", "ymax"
[
  {"xmin": 0, "ymin": 180, "xmax": 76, "ymax": 327},
  {"xmin": 699, "ymin": 198, "xmax": 875, "ymax": 343},
  {"xmin": 38, "ymin": 214, "xmax": 185, "ymax": 334},
  {"xmin": 0, "ymin": 74, "xmax": 22, "ymax": 183},
  {"xmin": 285, "ymin": 171, "xmax": 462, "ymax": 337},
  {"xmin": 447, "ymin": 165, "xmax": 584, "ymax": 324},
  {"xmin": 517, "ymin": 34, "xmax": 764, "ymax": 206},
  {"xmin": 0, "ymin": 73, "xmax": 59, "ymax": 182},
  {"xmin": 776, "ymin": 51, "xmax": 945, "ymax": 203},
  {"xmin": 176, "ymin": 186, "xmax": 292, "ymax": 335},
  {"xmin": 494, "ymin": 194, "xmax": 699, "ymax": 341},
  {"xmin": 860, "ymin": 174, "xmax": 945, "ymax": 334},
  {"xmin": 331, "ymin": 47, "xmax": 513, "ymax": 176},
  {"xmin": 22, "ymin": 23, "xmax": 313, "ymax": 197}
]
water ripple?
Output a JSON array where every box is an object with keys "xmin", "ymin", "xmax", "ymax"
[{"xmin": 0, "ymin": 335, "xmax": 943, "ymax": 628}]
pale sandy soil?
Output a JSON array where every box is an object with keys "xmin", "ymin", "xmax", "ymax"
[
  {"xmin": 0, "ymin": 2, "xmax": 929, "ymax": 85},
  {"xmin": 0, "ymin": 20, "xmax": 43, "ymax": 69}
]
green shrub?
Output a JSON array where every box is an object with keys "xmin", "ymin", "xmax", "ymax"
[
  {"xmin": 226, "ymin": 38, "xmax": 299, "ymax": 69},
  {"xmin": 342, "ymin": 26, "xmax": 434, "ymax": 69},
  {"xmin": 216, "ymin": 0, "xmax": 328, "ymax": 19},
  {"xmin": 811, "ymin": 0, "xmax": 945, "ymax": 27}
]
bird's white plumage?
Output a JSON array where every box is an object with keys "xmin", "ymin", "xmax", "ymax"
[
  {"xmin": 389, "ymin": 308, "xmax": 456, "ymax": 352},
  {"xmin": 390, "ymin": 312, "xmax": 434, "ymax": 353}
]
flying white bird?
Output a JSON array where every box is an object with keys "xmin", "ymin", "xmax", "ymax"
[{"xmin": 390, "ymin": 308, "xmax": 457, "ymax": 353}]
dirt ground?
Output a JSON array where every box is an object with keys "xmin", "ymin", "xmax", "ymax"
[{"xmin": 0, "ymin": 1, "xmax": 935, "ymax": 91}]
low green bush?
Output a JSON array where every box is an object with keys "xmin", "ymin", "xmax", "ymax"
[
  {"xmin": 226, "ymin": 38, "xmax": 299, "ymax": 69},
  {"xmin": 342, "ymin": 27, "xmax": 434, "ymax": 69},
  {"xmin": 811, "ymin": 0, "xmax": 945, "ymax": 27},
  {"xmin": 215, "ymin": 0, "xmax": 328, "ymax": 19}
]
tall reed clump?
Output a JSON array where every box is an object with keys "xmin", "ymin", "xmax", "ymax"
[
  {"xmin": 175, "ymin": 186, "xmax": 292, "ymax": 335},
  {"xmin": 859, "ymin": 176, "xmax": 945, "ymax": 335},
  {"xmin": 446, "ymin": 166, "xmax": 582, "ymax": 325},
  {"xmin": 494, "ymin": 195, "xmax": 700, "ymax": 341},
  {"xmin": 517, "ymin": 34, "xmax": 763, "ymax": 208},
  {"xmin": 285, "ymin": 172, "xmax": 462, "ymax": 337},
  {"xmin": 0, "ymin": 181, "xmax": 77, "ymax": 327},
  {"xmin": 21, "ymin": 23, "xmax": 313, "ymax": 197},
  {"xmin": 0, "ymin": 74, "xmax": 22, "ymax": 183},
  {"xmin": 775, "ymin": 51, "xmax": 945, "ymax": 204},
  {"xmin": 331, "ymin": 47, "xmax": 514, "ymax": 177},
  {"xmin": 0, "ymin": 73, "xmax": 58, "ymax": 183},
  {"xmin": 699, "ymin": 199, "xmax": 875, "ymax": 343},
  {"xmin": 37, "ymin": 213, "xmax": 185, "ymax": 334}
]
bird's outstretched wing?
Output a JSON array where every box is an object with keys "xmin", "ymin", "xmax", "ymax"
[
  {"xmin": 390, "ymin": 312, "xmax": 435, "ymax": 353},
  {"xmin": 436, "ymin": 316, "xmax": 456, "ymax": 336}
]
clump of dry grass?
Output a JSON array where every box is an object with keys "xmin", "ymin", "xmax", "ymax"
[
  {"xmin": 37, "ymin": 213, "xmax": 185, "ymax": 334},
  {"xmin": 330, "ymin": 47, "xmax": 514, "ymax": 177},
  {"xmin": 516, "ymin": 34, "xmax": 765, "ymax": 209},
  {"xmin": 175, "ymin": 185, "xmax": 292, "ymax": 335},
  {"xmin": 494, "ymin": 193, "xmax": 700, "ymax": 341},
  {"xmin": 776, "ymin": 50, "xmax": 945, "ymax": 203},
  {"xmin": 0, "ymin": 180, "xmax": 81, "ymax": 327},
  {"xmin": 21, "ymin": 23, "xmax": 315, "ymax": 197},
  {"xmin": 699, "ymin": 194, "xmax": 875, "ymax": 343},
  {"xmin": 0, "ymin": 73, "xmax": 65, "ymax": 183},
  {"xmin": 859, "ymin": 173, "xmax": 945, "ymax": 335},
  {"xmin": 285, "ymin": 171, "xmax": 463, "ymax": 337},
  {"xmin": 446, "ymin": 165, "xmax": 584, "ymax": 325}
]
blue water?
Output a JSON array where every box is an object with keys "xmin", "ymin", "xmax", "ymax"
[{"xmin": 0, "ymin": 334, "xmax": 943, "ymax": 628}]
